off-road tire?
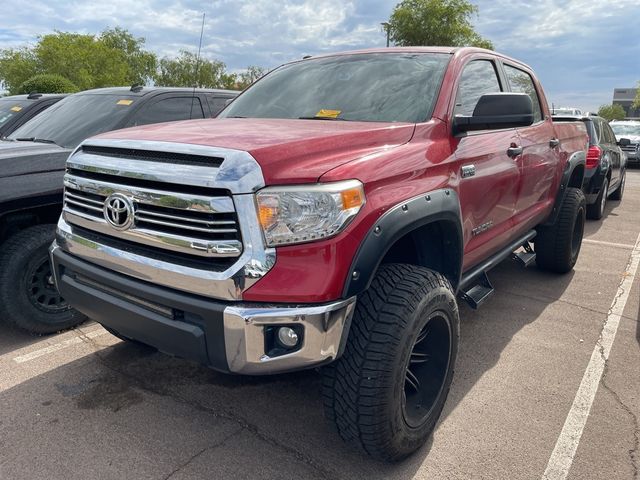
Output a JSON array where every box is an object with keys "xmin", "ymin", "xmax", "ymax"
[
  {"xmin": 535, "ymin": 187, "xmax": 586, "ymax": 273},
  {"xmin": 322, "ymin": 264, "xmax": 459, "ymax": 462},
  {"xmin": 586, "ymin": 178, "xmax": 608, "ymax": 220},
  {"xmin": 609, "ymin": 171, "xmax": 625, "ymax": 201},
  {"xmin": 0, "ymin": 225, "xmax": 87, "ymax": 334}
]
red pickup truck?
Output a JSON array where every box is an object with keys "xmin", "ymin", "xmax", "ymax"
[{"xmin": 50, "ymin": 47, "xmax": 588, "ymax": 460}]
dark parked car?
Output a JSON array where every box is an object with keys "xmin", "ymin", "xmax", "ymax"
[
  {"xmin": 0, "ymin": 86, "xmax": 238, "ymax": 334},
  {"xmin": 555, "ymin": 114, "xmax": 627, "ymax": 219},
  {"xmin": 0, "ymin": 93, "xmax": 65, "ymax": 138}
]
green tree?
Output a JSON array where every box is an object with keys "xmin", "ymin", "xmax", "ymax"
[
  {"xmin": 597, "ymin": 104, "xmax": 626, "ymax": 121},
  {"xmin": 236, "ymin": 66, "xmax": 267, "ymax": 90},
  {"xmin": 634, "ymin": 81, "xmax": 640, "ymax": 110},
  {"xmin": 388, "ymin": 0, "xmax": 493, "ymax": 49},
  {"xmin": 0, "ymin": 47, "xmax": 38, "ymax": 93},
  {"xmin": 154, "ymin": 50, "xmax": 237, "ymax": 89},
  {"xmin": 17, "ymin": 74, "xmax": 79, "ymax": 94},
  {"xmin": 100, "ymin": 27, "xmax": 157, "ymax": 86},
  {"xmin": 0, "ymin": 28, "xmax": 157, "ymax": 93}
]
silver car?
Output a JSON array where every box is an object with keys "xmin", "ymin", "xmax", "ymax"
[{"xmin": 610, "ymin": 120, "xmax": 640, "ymax": 164}]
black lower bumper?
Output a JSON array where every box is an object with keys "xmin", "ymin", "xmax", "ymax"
[{"xmin": 51, "ymin": 247, "xmax": 231, "ymax": 372}]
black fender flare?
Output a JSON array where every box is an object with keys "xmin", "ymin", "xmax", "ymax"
[
  {"xmin": 542, "ymin": 150, "xmax": 586, "ymax": 227},
  {"xmin": 342, "ymin": 188, "xmax": 463, "ymax": 298}
]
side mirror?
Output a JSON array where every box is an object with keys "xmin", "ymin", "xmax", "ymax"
[
  {"xmin": 454, "ymin": 93, "xmax": 534, "ymax": 134},
  {"xmin": 618, "ymin": 137, "xmax": 631, "ymax": 147}
]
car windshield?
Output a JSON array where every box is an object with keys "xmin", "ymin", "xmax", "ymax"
[
  {"xmin": 8, "ymin": 93, "xmax": 138, "ymax": 148},
  {"xmin": 220, "ymin": 53, "xmax": 451, "ymax": 123},
  {"xmin": 0, "ymin": 98, "xmax": 29, "ymax": 129},
  {"xmin": 610, "ymin": 124, "xmax": 640, "ymax": 136}
]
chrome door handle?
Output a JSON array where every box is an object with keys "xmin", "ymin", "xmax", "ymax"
[
  {"xmin": 549, "ymin": 138, "xmax": 560, "ymax": 148},
  {"xmin": 507, "ymin": 145, "xmax": 523, "ymax": 158}
]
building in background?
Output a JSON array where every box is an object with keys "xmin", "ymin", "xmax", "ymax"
[{"xmin": 612, "ymin": 88, "xmax": 639, "ymax": 119}]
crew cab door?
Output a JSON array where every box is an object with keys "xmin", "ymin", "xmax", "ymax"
[
  {"xmin": 501, "ymin": 63, "xmax": 559, "ymax": 225},
  {"xmin": 452, "ymin": 59, "xmax": 521, "ymax": 269}
]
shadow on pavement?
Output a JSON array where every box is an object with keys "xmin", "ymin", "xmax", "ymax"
[{"xmin": 0, "ymin": 258, "xmax": 574, "ymax": 480}]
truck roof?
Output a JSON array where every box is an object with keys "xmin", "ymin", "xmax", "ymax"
[
  {"xmin": 75, "ymin": 86, "xmax": 239, "ymax": 97},
  {"xmin": 296, "ymin": 46, "xmax": 533, "ymax": 71}
]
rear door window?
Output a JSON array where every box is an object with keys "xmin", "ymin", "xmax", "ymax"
[
  {"xmin": 133, "ymin": 96, "xmax": 205, "ymax": 126},
  {"xmin": 207, "ymin": 95, "xmax": 233, "ymax": 116},
  {"xmin": 602, "ymin": 122, "xmax": 617, "ymax": 145},
  {"xmin": 454, "ymin": 60, "xmax": 502, "ymax": 116},
  {"xmin": 503, "ymin": 64, "xmax": 543, "ymax": 123}
]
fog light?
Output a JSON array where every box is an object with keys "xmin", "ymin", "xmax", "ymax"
[{"xmin": 277, "ymin": 327, "xmax": 299, "ymax": 348}]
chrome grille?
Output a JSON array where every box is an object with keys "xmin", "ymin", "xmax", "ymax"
[
  {"xmin": 62, "ymin": 152, "xmax": 243, "ymax": 259},
  {"xmin": 56, "ymin": 138, "xmax": 276, "ymax": 301}
]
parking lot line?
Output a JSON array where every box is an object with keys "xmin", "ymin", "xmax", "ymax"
[
  {"xmin": 542, "ymin": 231, "xmax": 640, "ymax": 480},
  {"xmin": 582, "ymin": 239, "xmax": 636, "ymax": 250},
  {"xmin": 12, "ymin": 329, "xmax": 108, "ymax": 364}
]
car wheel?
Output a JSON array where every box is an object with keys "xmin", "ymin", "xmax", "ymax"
[
  {"xmin": 609, "ymin": 171, "xmax": 625, "ymax": 201},
  {"xmin": 322, "ymin": 264, "xmax": 459, "ymax": 461},
  {"xmin": 586, "ymin": 178, "xmax": 608, "ymax": 220},
  {"xmin": 0, "ymin": 225, "xmax": 87, "ymax": 334},
  {"xmin": 535, "ymin": 187, "xmax": 586, "ymax": 273}
]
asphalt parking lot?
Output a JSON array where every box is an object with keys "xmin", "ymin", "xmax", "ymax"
[{"xmin": 1, "ymin": 170, "xmax": 639, "ymax": 480}]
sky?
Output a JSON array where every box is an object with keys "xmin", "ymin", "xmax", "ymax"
[{"xmin": 1, "ymin": 0, "xmax": 639, "ymax": 112}]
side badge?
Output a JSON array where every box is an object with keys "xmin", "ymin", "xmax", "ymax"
[{"xmin": 461, "ymin": 165, "xmax": 476, "ymax": 178}]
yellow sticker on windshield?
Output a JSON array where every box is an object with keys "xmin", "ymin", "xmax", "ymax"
[
  {"xmin": 117, "ymin": 99, "xmax": 134, "ymax": 106},
  {"xmin": 315, "ymin": 109, "xmax": 341, "ymax": 119},
  {"xmin": 10, "ymin": 106, "xmax": 22, "ymax": 112}
]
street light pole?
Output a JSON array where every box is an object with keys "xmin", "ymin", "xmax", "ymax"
[{"xmin": 380, "ymin": 22, "xmax": 390, "ymax": 47}]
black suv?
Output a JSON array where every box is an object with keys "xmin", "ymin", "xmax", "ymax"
[
  {"xmin": 0, "ymin": 86, "xmax": 238, "ymax": 335},
  {"xmin": 555, "ymin": 114, "xmax": 627, "ymax": 219},
  {"xmin": 0, "ymin": 93, "xmax": 65, "ymax": 138}
]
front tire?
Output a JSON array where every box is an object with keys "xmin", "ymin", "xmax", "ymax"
[
  {"xmin": 322, "ymin": 264, "xmax": 459, "ymax": 461},
  {"xmin": 535, "ymin": 187, "xmax": 586, "ymax": 273},
  {"xmin": 0, "ymin": 225, "xmax": 87, "ymax": 334}
]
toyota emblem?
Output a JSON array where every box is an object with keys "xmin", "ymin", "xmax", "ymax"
[{"xmin": 103, "ymin": 193, "xmax": 135, "ymax": 231}]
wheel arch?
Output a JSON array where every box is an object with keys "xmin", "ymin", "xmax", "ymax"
[
  {"xmin": 342, "ymin": 189, "xmax": 463, "ymax": 298},
  {"xmin": 0, "ymin": 195, "xmax": 62, "ymax": 245},
  {"xmin": 543, "ymin": 150, "xmax": 586, "ymax": 227}
]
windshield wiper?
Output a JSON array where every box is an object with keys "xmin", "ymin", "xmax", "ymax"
[{"xmin": 15, "ymin": 137, "xmax": 60, "ymax": 146}]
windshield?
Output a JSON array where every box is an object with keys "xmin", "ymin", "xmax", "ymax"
[
  {"xmin": 220, "ymin": 53, "xmax": 450, "ymax": 123},
  {"xmin": 8, "ymin": 93, "xmax": 137, "ymax": 148},
  {"xmin": 0, "ymin": 98, "xmax": 29, "ymax": 129},
  {"xmin": 611, "ymin": 124, "xmax": 640, "ymax": 136}
]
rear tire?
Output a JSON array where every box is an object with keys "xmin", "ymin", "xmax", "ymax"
[
  {"xmin": 586, "ymin": 178, "xmax": 608, "ymax": 220},
  {"xmin": 609, "ymin": 171, "xmax": 625, "ymax": 201},
  {"xmin": 0, "ymin": 225, "xmax": 87, "ymax": 334},
  {"xmin": 322, "ymin": 264, "xmax": 459, "ymax": 461},
  {"xmin": 535, "ymin": 187, "xmax": 586, "ymax": 273}
]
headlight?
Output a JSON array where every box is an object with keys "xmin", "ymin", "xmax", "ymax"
[{"xmin": 256, "ymin": 179, "xmax": 365, "ymax": 247}]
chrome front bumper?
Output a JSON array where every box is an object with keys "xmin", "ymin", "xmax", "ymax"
[
  {"xmin": 223, "ymin": 298, "xmax": 356, "ymax": 374},
  {"xmin": 51, "ymin": 242, "xmax": 356, "ymax": 375}
]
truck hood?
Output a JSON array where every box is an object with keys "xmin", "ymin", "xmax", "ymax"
[
  {"xmin": 95, "ymin": 118, "xmax": 416, "ymax": 184},
  {"xmin": 0, "ymin": 141, "xmax": 71, "ymax": 178}
]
